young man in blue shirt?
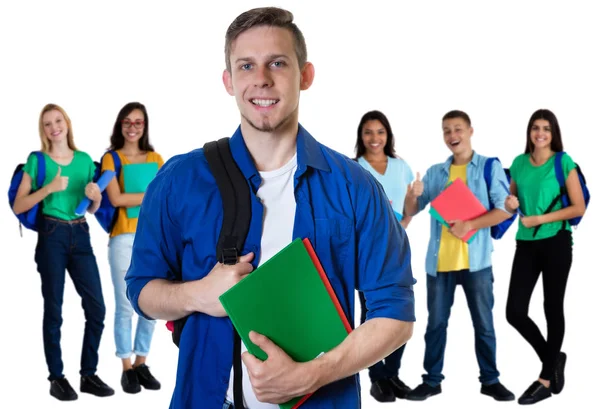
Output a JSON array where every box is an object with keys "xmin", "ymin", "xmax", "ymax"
[
  {"xmin": 125, "ymin": 7, "xmax": 415, "ymax": 409},
  {"xmin": 404, "ymin": 110, "xmax": 515, "ymax": 402}
]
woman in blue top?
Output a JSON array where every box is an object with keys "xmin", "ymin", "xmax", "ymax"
[{"xmin": 354, "ymin": 110, "xmax": 414, "ymax": 402}]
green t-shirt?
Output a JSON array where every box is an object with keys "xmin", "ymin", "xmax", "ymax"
[
  {"xmin": 23, "ymin": 151, "xmax": 96, "ymax": 221},
  {"xmin": 509, "ymin": 152, "xmax": 577, "ymax": 241}
]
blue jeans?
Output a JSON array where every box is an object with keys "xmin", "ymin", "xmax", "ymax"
[
  {"xmin": 422, "ymin": 267, "xmax": 499, "ymax": 386},
  {"xmin": 35, "ymin": 216, "xmax": 106, "ymax": 381},
  {"xmin": 223, "ymin": 401, "xmax": 234, "ymax": 409},
  {"xmin": 359, "ymin": 291, "xmax": 406, "ymax": 382},
  {"xmin": 108, "ymin": 233, "xmax": 156, "ymax": 358}
]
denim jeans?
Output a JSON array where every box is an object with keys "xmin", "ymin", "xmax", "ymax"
[
  {"xmin": 108, "ymin": 233, "xmax": 156, "ymax": 359},
  {"xmin": 34, "ymin": 216, "xmax": 106, "ymax": 381},
  {"xmin": 108, "ymin": 233, "xmax": 156, "ymax": 358},
  {"xmin": 223, "ymin": 401, "xmax": 234, "ymax": 409},
  {"xmin": 422, "ymin": 267, "xmax": 499, "ymax": 386},
  {"xmin": 358, "ymin": 291, "xmax": 406, "ymax": 382}
]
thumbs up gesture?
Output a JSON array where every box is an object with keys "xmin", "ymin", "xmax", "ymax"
[
  {"xmin": 408, "ymin": 172, "xmax": 424, "ymax": 198},
  {"xmin": 48, "ymin": 166, "xmax": 69, "ymax": 194}
]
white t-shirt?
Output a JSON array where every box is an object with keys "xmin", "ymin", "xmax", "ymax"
[{"xmin": 225, "ymin": 153, "xmax": 298, "ymax": 408}]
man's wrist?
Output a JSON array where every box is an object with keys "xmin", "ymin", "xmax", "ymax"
[
  {"xmin": 302, "ymin": 357, "xmax": 325, "ymax": 394},
  {"xmin": 185, "ymin": 279, "xmax": 205, "ymax": 315}
]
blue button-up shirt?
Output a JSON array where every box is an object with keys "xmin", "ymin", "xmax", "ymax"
[
  {"xmin": 125, "ymin": 124, "xmax": 416, "ymax": 409},
  {"xmin": 416, "ymin": 152, "xmax": 510, "ymax": 276}
]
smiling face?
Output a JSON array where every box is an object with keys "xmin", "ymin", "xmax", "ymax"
[
  {"xmin": 529, "ymin": 119, "xmax": 552, "ymax": 151},
  {"xmin": 121, "ymin": 108, "xmax": 145, "ymax": 145},
  {"xmin": 442, "ymin": 117, "xmax": 473, "ymax": 155},
  {"xmin": 361, "ymin": 120, "xmax": 388, "ymax": 156},
  {"xmin": 42, "ymin": 109, "xmax": 68, "ymax": 146},
  {"xmin": 222, "ymin": 25, "xmax": 314, "ymax": 134}
]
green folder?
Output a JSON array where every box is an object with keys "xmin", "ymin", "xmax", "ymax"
[
  {"xmin": 219, "ymin": 238, "xmax": 352, "ymax": 409},
  {"xmin": 428, "ymin": 206, "xmax": 477, "ymax": 244},
  {"xmin": 123, "ymin": 162, "xmax": 159, "ymax": 218}
]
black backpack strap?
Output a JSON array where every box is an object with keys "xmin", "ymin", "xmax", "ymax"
[
  {"xmin": 532, "ymin": 193, "xmax": 564, "ymax": 238},
  {"xmin": 204, "ymin": 138, "xmax": 251, "ymax": 409},
  {"xmin": 170, "ymin": 138, "xmax": 252, "ymax": 362},
  {"xmin": 205, "ymin": 138, "xmax": 252, "ymax": 264}
]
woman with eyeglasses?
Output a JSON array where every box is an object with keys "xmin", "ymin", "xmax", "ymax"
[{"xmin": 101, "ymin": 102, "xmax": 164, "ymax": 394}]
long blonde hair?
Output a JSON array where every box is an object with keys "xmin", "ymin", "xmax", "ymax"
[{"xmin": 38, "ymin": 103, "xmax": 77, "ymax": 152}]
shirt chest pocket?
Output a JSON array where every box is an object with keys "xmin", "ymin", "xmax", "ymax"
[{"xmin": 314, "ymin": 217, "xmax": 353, "ymax": 281}]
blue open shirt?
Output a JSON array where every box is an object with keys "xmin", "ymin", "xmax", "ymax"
[
  {"xmin": 416, "ymin": 152, "xmax": 510, "ymax": 276},
  {"xmin": 125, "ymin": 124, "xmax": 416, "ymax": 409}
]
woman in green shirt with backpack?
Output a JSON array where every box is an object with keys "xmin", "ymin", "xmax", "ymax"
[
  {"xmin": 11, "ymin": 103, "xmax": 115, "ymax": 401},
  {"xmin": 504, "ymin": 109, "xmax": 587, "ymax": 405}
]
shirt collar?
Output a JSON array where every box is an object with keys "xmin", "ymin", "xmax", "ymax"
[
  {"xmin": 442, "ymin": 150, "xmax": 482, "ymax": 174},
  {"xmin": 229, "ymin": 123, "xmax": 331, "ymax": 189}
]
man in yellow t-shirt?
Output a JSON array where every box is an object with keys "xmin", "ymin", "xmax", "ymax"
[{"xmin": 404, "ymin": 110, "xmax": 514, "ymax": 402}]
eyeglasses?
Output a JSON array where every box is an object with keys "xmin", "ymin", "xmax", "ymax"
[{"xmin": 122, "ymin": 119, "xmax": 145, "ymax": 129}]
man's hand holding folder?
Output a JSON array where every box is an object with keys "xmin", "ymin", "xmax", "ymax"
[
  {"xmin": 446, "ymin": 219, "xmax": 474, "ymax": 239},
  {"xmin": 241, "ymin": 330, "xmax": 318, "ymax": 405}
]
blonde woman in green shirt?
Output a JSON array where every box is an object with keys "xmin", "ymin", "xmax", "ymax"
[
  {"xmin": 504, "ymin": 109, "xmax": 586, "ymax": 405},
  {"xmin": 11, "ymin": 104, "xmax": 115, "ymax": 401}
]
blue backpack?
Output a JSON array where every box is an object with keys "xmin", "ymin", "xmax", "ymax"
[
  {"xmin": 8, "ymin": 151, "xmax": 46, "ymax": 234},
  {"xmin": 540, "ymin": 151, "xmax": 590, "ymax": 229},
  {"xmin": 483, "ymin": 157, "xmax": 517, "ymax": 239},
  {"xmin": 92, "ymin": 150, "xmax": 122, "ymax": 234},
  {"xmin": 555, "ymin": 152, "xmax": 590, "ymax": 226}
]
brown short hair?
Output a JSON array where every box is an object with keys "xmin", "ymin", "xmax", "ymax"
[
  {"xmin": 442, "ymin": 110, "xmax": 471, "ymax": 127},
  {"xmin": 225, "ymin": 7, "xmax": 307, "ymax": 72}
]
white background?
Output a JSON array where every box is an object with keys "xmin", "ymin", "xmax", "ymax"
[{"xmin": 1, "ymin": 1, "xmax": 597, "ymax": 408}]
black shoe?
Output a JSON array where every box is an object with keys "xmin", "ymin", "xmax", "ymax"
[
  {"xmin": 134, "ymin": 364, "xmax": 161, "ymax": 390},
  {"xmin": 518, "ymin": 381, "xmax": 551, "ymax": 405},
  {"xmin": 481, "ymin": 381, "xmax": 515, "ymax": 401},
  {"xmin": 50, "ymin": 377, "xmax": 78, "ymax": 401},
  {"xmin": 370, "ymin": 378, "xmax": 395, "ymax": 402},
  {"xmin": 80, "ymin": 374, "xmax": 115, "ymax": 397},
  {"xmin": 405, "ymin": 383, "xmax": 441, "ymax": 401},
  {"xmin": 121, "ymin": 369, "xmax": 141, "ymax": 394},
  {"xmin": 389, "ymin": 376, "xmax": 412, "ymax": 399},
  {"xmin": 551, "ymin": 352, "xmax": 567, "ymax": 394}
]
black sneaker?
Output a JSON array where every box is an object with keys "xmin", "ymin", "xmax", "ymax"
[
  {"xmin": 370, "ymin": 378, "xmax": 395, "ymax": 402},
  {"xmin": 518, "ymin": 381, "xmax": 551, "ymax": 405},
  {"xmin": 389, "ymin": 376, "xmax": 412, "ymax": 399},
  {"xmin": 551, "ymin": 352, "xmax": 567, "ymax": 394},
  {"xmin": 134, "ymin": 364, "xmax": 161, "ymax": 390},
  {"xmin": 481, "ymin": 381, "xmax": 515, "ymax": 401},
  {"xmin": 405, "ymin": 382, "xmax": 442, "ymax": 401},
  {"xmin": 121, "ymin": 369, "xmax": 141, "ymax": 394},
  {"xmin": 50, "ymin": 377, "xmax": 78, "ymax": 401},
  {"xmin": 80, "ymin": 374, "xmax": 115, "ymax": 397}
]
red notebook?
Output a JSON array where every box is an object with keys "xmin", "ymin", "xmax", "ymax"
[
  {"xmin": 430, "ymin": 177, "xmax": 487, "ymax": 242},
  {"xmin": 303, "ymin": 238, "xmax": 353, "ymax": 334},
  {"xmin": 291, "ymin": 238, "xmax": 353, "ymax": 408}
]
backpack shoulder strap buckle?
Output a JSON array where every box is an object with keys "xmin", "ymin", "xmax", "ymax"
[{"xmin": 220, "ymin": 247, "xmax": 238, "ymax": 265}]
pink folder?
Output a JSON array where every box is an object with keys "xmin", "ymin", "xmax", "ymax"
[{"xmin": 430, "ymin": 177, "xmax": 487, "ymax": 242}]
